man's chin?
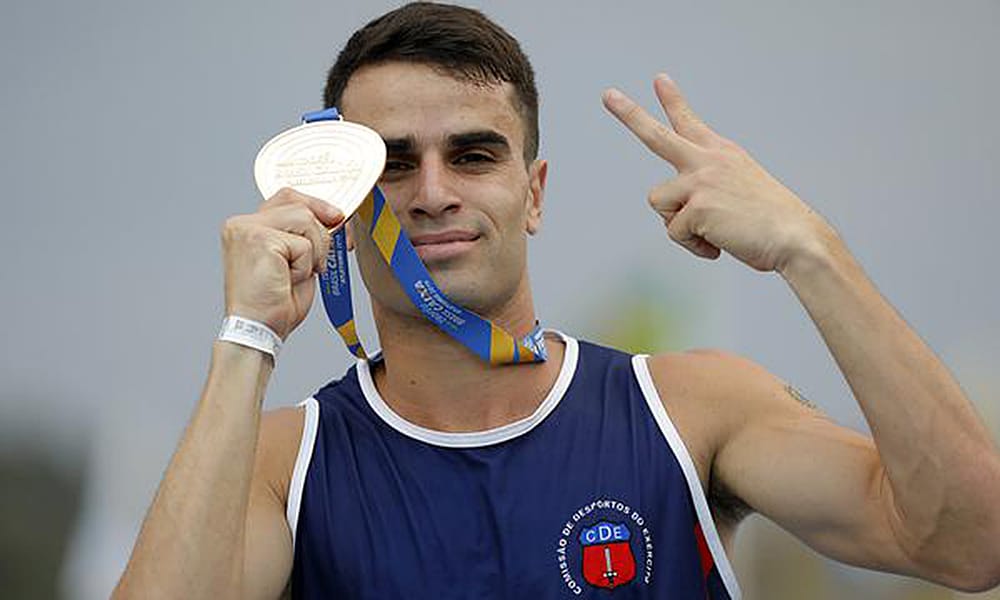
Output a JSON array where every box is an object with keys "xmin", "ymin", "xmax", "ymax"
[{"xmin": 426, "ymin": 275, "xmax": 491, "ymax": 313}]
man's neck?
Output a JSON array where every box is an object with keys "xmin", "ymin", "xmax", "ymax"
[{"xmin": 369, "ymin": 302, "xmax": 565, "ymax": 433}]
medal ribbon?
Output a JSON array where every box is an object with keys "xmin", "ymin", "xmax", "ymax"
[{"xmin": 307, "ymin": 108, "xmax": 547, "ymax": 365}]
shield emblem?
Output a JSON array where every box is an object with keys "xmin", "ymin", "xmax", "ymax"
[{"xmin": 579, "ymin": 521, "xmax": 636, "ymax": 589}]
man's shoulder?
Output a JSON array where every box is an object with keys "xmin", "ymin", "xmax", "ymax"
[
  {"xmin": 255, "ymin": 405, "xmax": 307, "ymax": 507},
  {"xmin": 261, "ymin": 405, "xmax": 306, "ymax": 443},
  {"xmin": 252, "ymin": 362, "xmax": 361, "ymax": 507},
  {"xmin": 645, "ymin": 347, "xmax": 781, "ymax": 410},
  {"xmin": 641, "ymin": 349, "xmax": 781, "ymax": 477}
]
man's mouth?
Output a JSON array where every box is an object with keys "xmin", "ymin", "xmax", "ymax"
[{"xmin": 408, "ymin": 230, "xmax": 481, "ymax": 261}]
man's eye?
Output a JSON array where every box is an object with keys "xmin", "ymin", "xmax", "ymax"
[
  {"xmin": 383, "ymin": 161, "xmax": 414, "ymax": 173},
  {"xmin": 455, "ymin": 152, "xmax": 493, "ymax": 165}
]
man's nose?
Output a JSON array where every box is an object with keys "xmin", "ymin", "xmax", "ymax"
[{"xmin": 408, "ymin": 156, "xmax": 461, "ymax": 219}]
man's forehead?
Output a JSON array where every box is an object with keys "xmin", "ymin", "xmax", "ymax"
[{"xmin": 339, "ymin": 62, "xmax": 523, "ymax": 148}]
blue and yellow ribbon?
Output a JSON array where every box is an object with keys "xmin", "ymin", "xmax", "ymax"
[{"xmin": 309, "ymin": 109, "xmax": 547, "ymax": 365}]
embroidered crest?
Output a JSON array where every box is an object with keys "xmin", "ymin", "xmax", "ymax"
[
  {"xmin": 555, "ymin": 498, "xmax": 654, "ymax": 594},
  {"xmin": 579, "ymin": 521, "xmax": 636, "ymax": 589}
]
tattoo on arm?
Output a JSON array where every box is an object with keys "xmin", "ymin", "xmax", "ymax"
[{"xmin": 784, "ymin": 384, "xmax": 819, "ymax": 411}]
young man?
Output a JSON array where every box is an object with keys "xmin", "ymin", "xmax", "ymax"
[{"xmin": 113, "ymin": 3, "xmax": 1000, "ymax": 598}]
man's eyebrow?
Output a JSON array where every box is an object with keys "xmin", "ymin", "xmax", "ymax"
[
  {"xmin": 447, "ymin": 130, "xmax": 511, "ymax": 152},
  {"xmin": 382, "ymin": 131, "xmax": 512, "ymax": 155},
  {"xmin": 383, "ymin": 136, "xmax": 416, "ymax": 155}
]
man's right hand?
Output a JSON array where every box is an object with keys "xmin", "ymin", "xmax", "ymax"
[{"xmin": 221, "ymin": 187, "xmax": 345, "ymax": 340}]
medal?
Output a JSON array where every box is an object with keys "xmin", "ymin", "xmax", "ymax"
[{"xmin": 253, "ymin": 108, "xmax": 385, "ymax": 221}]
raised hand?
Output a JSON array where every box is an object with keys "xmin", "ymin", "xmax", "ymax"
[
  {"xmin": 602, "ymin": 74, "xmax": 836, "ymax": 273},
  {"xmin": 221, "ymin": 188, "xmax": 344, "ymax": 340}
]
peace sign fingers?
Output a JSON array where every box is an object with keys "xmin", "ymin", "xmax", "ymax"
[{"xmin": 602, "ymin": 87, "xmax": 703, "ymax": 172}]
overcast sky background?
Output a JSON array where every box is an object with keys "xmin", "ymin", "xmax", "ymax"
[{"xmin": 2, "ymin": 1, "xmax": 999, "ymax": 597}]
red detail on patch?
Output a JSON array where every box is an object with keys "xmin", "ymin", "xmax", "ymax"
[
  {"xmin": 694, "ymin": 522, "xmax": 714, "ymax": 577},
  {"xmin": 581, "ymin": 541, "xmax": 636, "ymax": 589}
]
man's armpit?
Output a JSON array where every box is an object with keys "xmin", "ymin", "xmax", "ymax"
[{"xmin": 708, "ymin": 474, "xmax": 753, "ymax": 526}]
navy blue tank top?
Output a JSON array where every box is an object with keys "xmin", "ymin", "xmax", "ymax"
[{"xmin": 286, "ymin": 333, "xmax": 740, "ymax": 599}]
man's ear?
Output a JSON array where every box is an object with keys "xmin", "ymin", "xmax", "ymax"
[{"xmin": 525, "ymin": 159, "xmax": 548, "ymax": 235}]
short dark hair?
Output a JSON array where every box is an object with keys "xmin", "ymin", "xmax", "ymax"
[{"xmin": 323, "ymin": 2, "xmax": 539, "ymax": 163}]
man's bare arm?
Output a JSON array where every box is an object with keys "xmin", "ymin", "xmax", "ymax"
[
  {"xmin": 113, "ymin": 343, "xmax": 292, "ymax": 598},
  {"xmin": 780, "ymin": 232, "xmax": 1000, "ymax": 589},
  {"xmin": 605, "ymin": 74, "xmax": 1000, "ymax": 591},
  {"xmin": 113, "ymin": 189, "xmax": 342, "ymax": 598},
  {"xmin": 655, "ymin": 347, "xmax": 999, "ymax": 592}
]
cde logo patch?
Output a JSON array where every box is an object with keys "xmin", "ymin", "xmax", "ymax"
[
  {"xmin": 579, "ymin": 521, "xmax": 635, "ymax": 588},
  {"xmin": 555, "ymin": 498, "xmax": 654, "ymax": 595}
]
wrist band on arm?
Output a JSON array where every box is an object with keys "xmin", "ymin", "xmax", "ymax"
[{"xmin": 217, "ymin": 315, "xmax": 282, "ymax": 359}]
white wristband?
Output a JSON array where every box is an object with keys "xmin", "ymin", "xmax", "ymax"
[{"xmin": 217, "ymin": 315, "xmax": 282, "ymax": 359}]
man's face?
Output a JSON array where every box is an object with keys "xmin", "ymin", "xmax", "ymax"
[{"xmin": 339, "ymin": 61, "xmax": 547, "ymax": 318}]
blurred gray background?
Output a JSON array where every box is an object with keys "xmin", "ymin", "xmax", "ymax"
[{"xmin": 1, "ymin": 1, "xmax": 998, "ymax": 598}]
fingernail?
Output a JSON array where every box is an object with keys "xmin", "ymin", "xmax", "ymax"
[
  {"xmin": 602, "ymin": 88, "xmax": 623, "ymax": 105},
  {"xmin": 656, "ymin": 73, "xmax": 673, "ymax": 84}
]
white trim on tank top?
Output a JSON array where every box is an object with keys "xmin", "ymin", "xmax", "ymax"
[
  {"xmin": 632, "ymin": 354, "xmax": 743, "ymax": 600},
  {"xmin": 356, "ymin": 330, "xmax": 579, "ymax": 448},
  {"xmin": 286, "ymin": 396, "xmax": 319, "ymax": 548}
]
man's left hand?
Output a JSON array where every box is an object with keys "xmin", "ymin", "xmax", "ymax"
[{"xmin": 603, "ymin": 74, "xmax": 835, "ymax": 273}]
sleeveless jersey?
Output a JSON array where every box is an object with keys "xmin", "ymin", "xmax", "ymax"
[{"xmin": 286, "ymin": 333, "xmax": 740, "ymax": 599}]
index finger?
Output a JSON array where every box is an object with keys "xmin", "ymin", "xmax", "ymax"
[
  {"xmin": 261, "ymin": 187, "xmax": 345, "ymax": 229},
  {"xmin": 602, "ymin": 88, "xmax": 702, "ymax": 171}
]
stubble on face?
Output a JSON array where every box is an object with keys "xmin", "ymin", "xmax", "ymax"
[{"xmin": 339, "ymin": 62, "xmax": 541, "ymax": 319}]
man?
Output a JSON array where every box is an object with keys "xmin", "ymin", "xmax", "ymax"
[{"xmin": 113, "ymin": 3, "xmax": 1000, "ymax": 598}]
